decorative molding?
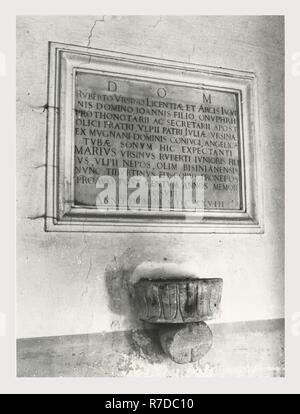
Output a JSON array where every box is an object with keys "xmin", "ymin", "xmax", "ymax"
[{"xmin": 46, "ymin": 42, "xmax": 264, "ymax": 233}]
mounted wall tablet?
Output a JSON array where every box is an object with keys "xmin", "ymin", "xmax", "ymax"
[{"xmin": 46, "ymin": 42, "xmax": 263, "ymax": 233}]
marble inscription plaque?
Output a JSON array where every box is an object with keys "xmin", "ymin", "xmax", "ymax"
[{"xmin": 73, "ymin": 71, "xmax": 244, "ymax": 212}]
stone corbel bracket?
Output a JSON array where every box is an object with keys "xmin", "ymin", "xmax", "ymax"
[{"xmin": 131, "ymin": 263, "xmax": 223, "ymax": 364}]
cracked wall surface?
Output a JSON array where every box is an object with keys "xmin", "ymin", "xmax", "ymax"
[{"xmin": 17, "ymin": 16, "xmax": 284, "ymax": 339}]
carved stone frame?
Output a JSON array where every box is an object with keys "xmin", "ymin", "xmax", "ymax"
[{"xmin": 46, "ymin": 42, "xmax": 264, "ymax": 233}]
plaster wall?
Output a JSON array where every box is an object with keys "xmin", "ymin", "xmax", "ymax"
[{"xmin": 17, "ymin": 15, "xmax": 284, "ymax": 339}]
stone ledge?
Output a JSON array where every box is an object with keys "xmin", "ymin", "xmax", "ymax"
[{"xmin": 17, "ymin": 318, "xmax": 284, "ymax": 377}]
